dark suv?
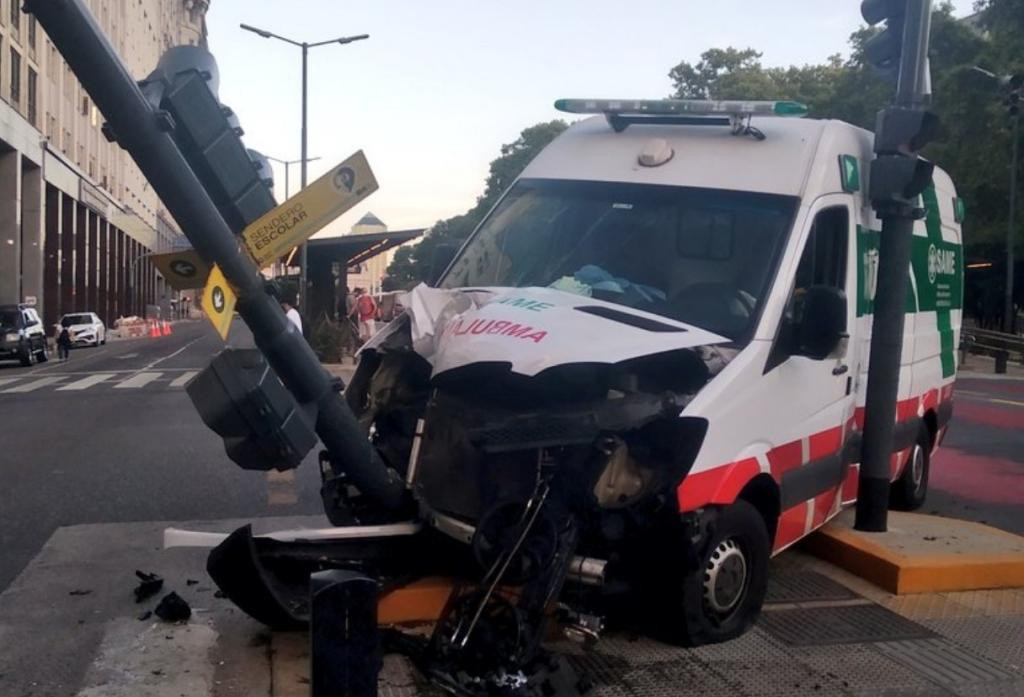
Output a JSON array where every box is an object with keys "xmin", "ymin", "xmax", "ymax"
[{"xmin": 0, "ymin": 305, "xmax": 49, "ymax": 366}]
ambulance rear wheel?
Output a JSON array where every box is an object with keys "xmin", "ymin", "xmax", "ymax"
[
  {"xmin": 662, "ymin": 500, "xmax": 770, "ymax": 647},
  {"xmin": 890, "ymin": 428, "xmax": 930, "ymax": 511}
]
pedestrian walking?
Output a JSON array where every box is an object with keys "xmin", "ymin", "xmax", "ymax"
[
  {"xmin": 57, "ymin": 325, "xmax": 72, "ymax": 362},
  {"xmin": 352, "ymin": 288, "xmax": 378, "ymax": 342}
]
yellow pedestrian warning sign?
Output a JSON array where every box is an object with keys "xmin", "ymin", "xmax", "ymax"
[
  {"xmin": 202, "ymin": 264, "xmax": 236, "ymax": 341},
  {"xmin": 150, "ymin": 249, "xmax": 211, "ymax": 290},
  {"xmin": 242, "ymin": 150, "xmax": 378, "ymax": 267}
]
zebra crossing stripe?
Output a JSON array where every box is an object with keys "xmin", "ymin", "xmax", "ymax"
[
  {"xmin": 57, "ymin": 373, "xmax": 116, "ymax": 391},
  {"xmin": 0, "ymin": 377, "xmax": 23, "ymax": 389},
  {"xmin": 113, "ymin": 372, "xmax": 163, "ymax": 389},
  {"xmin": 1, "ymin": 377, "xmax": 63, "ymax": 393},
  {"xmin": 169, "ymin": 371, "xmax": 198, "ymax": 388}
]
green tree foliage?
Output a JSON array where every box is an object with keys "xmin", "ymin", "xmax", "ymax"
[
  {"xmin": 666, "ymin": 1, "xmax": 1020, "ymax": 262},
  {"xmin": 387, "ymin": 120, "xmax": 567, "ymax": 288}
]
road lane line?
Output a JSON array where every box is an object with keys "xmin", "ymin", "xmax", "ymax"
[
  {"xmin": 1, "ymin": 377, "xmax": 64, "ymax": 393},
  {"xmin": 143, "ymin": 336, "xmax": 204, "ymax": 371},
  {"xmin": 57, "ymin": 373, "xmax": 116, "ymax": 391},
  {"xmin": 267, "ymin": 469, "xmax": 299, "ymax": 506},
  {"xmin": 0, "ymin": 377, "xmax": 23, "ymax": 389},
  {"xmin": 169, "ymin": 371, "xmax": 198, "ymax": 388},
  {"xmin": 113, "ymin": 372, "xmax": 163, "ymax": 389}
]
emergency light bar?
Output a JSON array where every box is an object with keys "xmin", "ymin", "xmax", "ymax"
[{"xmin": 554, "ymin": 98, "xmax": 809, "ymax": 118}]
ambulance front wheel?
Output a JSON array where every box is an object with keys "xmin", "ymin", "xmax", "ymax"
[
  {"xmin": 665, "ymin": 500, "xmax": 770, "ymax": 647},
  {"xmin": 890, "ymin": 427, "xmax": 931, "ymax": 511}
]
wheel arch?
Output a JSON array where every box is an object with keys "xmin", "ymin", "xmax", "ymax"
[{"xmin": 737, "ymin": 474, "xmax": 781, "ymax": 546}]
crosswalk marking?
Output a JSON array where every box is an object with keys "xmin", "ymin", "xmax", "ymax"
[
  {"xmin": 170, "ymin": 371, "xmax": 198, "ymax": 388},
  {"xmin": 57, "ymin": 373, "xmax": 116, "ymax": 391},
  {"xmin": 0, "ymin": 377, "xmax": 23, "ymax": 389},
  {"xmin": 113, "ymin": 372, "xmax": 163, "ymax": 389},
  {"xmin": 1, "ymin": 377, "xmax": 64, "ymax": 393}
]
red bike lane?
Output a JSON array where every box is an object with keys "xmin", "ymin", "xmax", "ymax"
[{"xmin": 927, "ymin": 377, "xmax": 1024, "ymax": 534}]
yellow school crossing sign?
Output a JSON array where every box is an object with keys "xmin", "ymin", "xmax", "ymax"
[
  {"xmin": 202, "ymin": 263, "xmax": 236, "ymax": 340},
  {"xmin": 242, "ymin": 150, "xmax": 378, "ymax": 266}
]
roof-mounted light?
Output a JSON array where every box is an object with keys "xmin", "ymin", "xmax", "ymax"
[{"xmin": 554, "ymin": 98, "xmax": 809, "ymax": 118}]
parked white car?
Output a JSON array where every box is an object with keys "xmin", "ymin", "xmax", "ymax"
[{"xmin": 59, "ymin": 312, "xmax": 106, "ymax": 347}]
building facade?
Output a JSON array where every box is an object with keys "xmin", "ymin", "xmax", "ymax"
[
  {"xmin": 0, "ymin": 0, "xmax": 209, "ymax": 330},
  {"xmin": 346, "ymin": 212, "xmax": 396, "ymax": 296}
]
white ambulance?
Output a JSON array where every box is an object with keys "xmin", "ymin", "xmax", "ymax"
[{"xmin": 358, "ymin": 98, "xmax": 963, "ymax": 646}]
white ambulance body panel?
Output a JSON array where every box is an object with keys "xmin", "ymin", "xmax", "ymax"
[{"xmin": 467, "ymin": 112, "xmax": 964, "ymax": 553}]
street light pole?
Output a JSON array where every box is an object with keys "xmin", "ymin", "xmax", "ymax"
[
  {"xmin": 1006, "ymin": 112, "xmax": 1019, "ymax": 332},
  {"xmin": 266, "ymin": 155, "xmax": 321, "ymax": 200},
  {"xmin": 300, "ymin": 41, "xmax": 309, "ymax": 308},
  {"xmin": 240, "ymin": 23, "xmax": 368, "ymax": 313}
]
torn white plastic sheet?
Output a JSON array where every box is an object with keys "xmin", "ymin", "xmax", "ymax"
[
  {"xmin": 372, "ymin": 283, "xmax": 728, "ymax": 378},
  {"xmin": 163, "ymin": 522, "xmax": 422, "ymax": 549}
]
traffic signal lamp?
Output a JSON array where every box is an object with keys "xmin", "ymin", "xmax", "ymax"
[
  {"xmin": 134, "ymin": 46, "xmax": 277, "ymax": 235},
  {"xmin": 861, "ymin": 0, "xmax": 910, "ymax": 81}
]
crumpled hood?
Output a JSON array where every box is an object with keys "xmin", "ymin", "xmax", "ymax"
[{"xmin": 365, "ymin": 284, "xmax": 729, "ymax": 378}]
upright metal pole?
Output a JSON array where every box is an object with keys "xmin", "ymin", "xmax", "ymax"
[
  {"xmin": 1006, "ymin": 113, "xmax": 1019, "ymax": 332},
  {"xmin": 284, "ymin": 161, "xmax": 290, "ymax": 199},
  {"xmin": 299, "ymin": 43, "xmax": 309, "ymax": 311},
  {"xmin": 856, "ymin": 0, "xmax": 935, "ymax": 532}
]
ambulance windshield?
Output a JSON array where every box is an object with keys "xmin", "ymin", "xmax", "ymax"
[{"xmin": 441, "ymin": 178, "xmax": 798, "ymax": 341}]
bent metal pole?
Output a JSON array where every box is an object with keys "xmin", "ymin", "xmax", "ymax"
[{"xmin": 25, "ymin": 0, "xmax": 408, "ymax": 511}]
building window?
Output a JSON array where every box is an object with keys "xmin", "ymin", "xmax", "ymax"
[
  {"xmin": 81, "ymin": 95, "xmax": 89, "ymax": 116},
  {"xmin": 88, "ymin": 156, "xmax": 95, "ymax": 178},
  {"xmin": 91, "ymin": 104, "xmax": 99, "ymax": 128},
  {"xmin": 27, "ymin": 67, "xmax": 36, "ymax": 125},
  {"xmin": 27, "ymin": 15, "xmax": 36, "ymax": 50},
  {"xmin": 46, "ymin": 113, "xmax": 55, "ymax": 140},
  {"xmin": 10, "ymin": 48, "xmax": 21, "ymax": 106},
  {"xmin": 78, "ymin": 143, "xmax": 84, "ymax": 167},
  {"xmin": 10, "ymin": 1, "xmax": 19, "ymax": 36}
]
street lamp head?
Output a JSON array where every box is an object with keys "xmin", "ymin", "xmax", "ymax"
[
  {"xmin": 338, "ymin": 34, "xmax": 369, "ymax": 45},
  {"xmin": 239, "ymin": 23, "xmax": 272, "ymax": 39}
]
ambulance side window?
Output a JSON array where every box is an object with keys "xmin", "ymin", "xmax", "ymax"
[{"xmin": 767, "ymin": 206, "xmax": 849, "ymax": 369}]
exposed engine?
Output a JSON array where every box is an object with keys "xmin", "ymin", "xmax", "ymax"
[{"xmin": 319, "ymin": 285, "xmax": 738, "ymax": 691}]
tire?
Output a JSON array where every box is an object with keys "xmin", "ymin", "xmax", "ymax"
[
  {"xmin": 890, "ymin": 427, "xmax": 930, "ymax": 511},
  {"xmin": 37, "ymin": 344, "xmax": 48, "ymax": 363},
  {"xmin": 656, "ymin": 500, "xmax": 770, "ymax": 647},
  {"xmin": 19, "ymin": 346, "xmax": 35, "ymax": 367}
]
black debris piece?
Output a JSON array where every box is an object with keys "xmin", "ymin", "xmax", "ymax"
[
  {"xmin": 134, "ymin": 570, "xmax": 164, "ymax": 603},
  {"xmin": 154, "ymin": 591, "xmax": 191, "ymax": 622},
  {"xmin": 186, "ymin": 578, "xmax": 199, "ymax": 586},
  {"xmin": 138, "ymin": 610, "xmax": 153, "ymax": 621},
  {"xmin": 68, "ymin": 589, "xmax": 92, "ymax": 596},
  {"xmin": 214, "ymin": 589, "xmax": 226, "ymax": 599}
]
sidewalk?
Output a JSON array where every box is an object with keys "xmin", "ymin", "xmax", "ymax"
[
  {"xmin": 958, "ymin": 352, "xmax": 1024, "ymax": 379},
  {"xmin": 1, "ymin": 515, "xmax": 1022, "ymax": 696}
]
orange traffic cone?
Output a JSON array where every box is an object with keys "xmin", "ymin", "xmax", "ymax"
[
  {"xmin": 162, "ymin": 321, "xmax": 171, "ymax": 336},
  {"xmin": 149, "ymin": 321, "xmax": 159, "ymax": 338}
]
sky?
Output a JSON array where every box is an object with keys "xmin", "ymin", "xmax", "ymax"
[{"xmin": 206, "ymin": 1, "xmax": 975, "ymax": 237}]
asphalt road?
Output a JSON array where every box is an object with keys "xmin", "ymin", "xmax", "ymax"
[
  {"xmin": 1, "ymin": 323, "xmax": 1022, "ymax": 593},
  {"xmin": 0, "ymin": 319, "xmax": 324, "ymax": 591}
]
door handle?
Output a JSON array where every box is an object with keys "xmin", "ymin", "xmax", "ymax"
[{"xmin": 832, "ymin": 364, "xmax": 849, "ymax": 376}]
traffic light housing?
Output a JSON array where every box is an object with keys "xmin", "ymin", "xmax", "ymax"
[
  {"xmin": 861, "ymin": 0, "xmax": 909, "ymax": 81},
  {"xmin": 131, "ymin": 46, "xmax": 277, "ymax": 235}
]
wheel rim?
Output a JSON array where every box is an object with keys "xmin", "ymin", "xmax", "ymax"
[
  {"xmin": 910, "ymin": 444, "xmax": 925, "ymax": 490},
  {"xmin": 703, "ymin": 538, "xmax": 748, "ymax": 615}
]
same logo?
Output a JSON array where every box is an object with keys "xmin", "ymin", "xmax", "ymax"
[{"xmin": 927, "ymin": 243, "xmax": 956, "ymax": 284}]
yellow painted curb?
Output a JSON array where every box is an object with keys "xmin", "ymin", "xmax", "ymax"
[{"xmin": 806, "ymin": 517, "xmax": 1024, "ymax": 595}]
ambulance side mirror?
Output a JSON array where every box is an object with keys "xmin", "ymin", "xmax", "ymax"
[{"xmin": 797, "ymin": 286, "xmax": 848, "ymax": 360}]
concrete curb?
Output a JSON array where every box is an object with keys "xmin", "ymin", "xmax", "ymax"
[{"xmin": 805, "ymin": 510, "xmax": 1024, "ymax": 594}]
